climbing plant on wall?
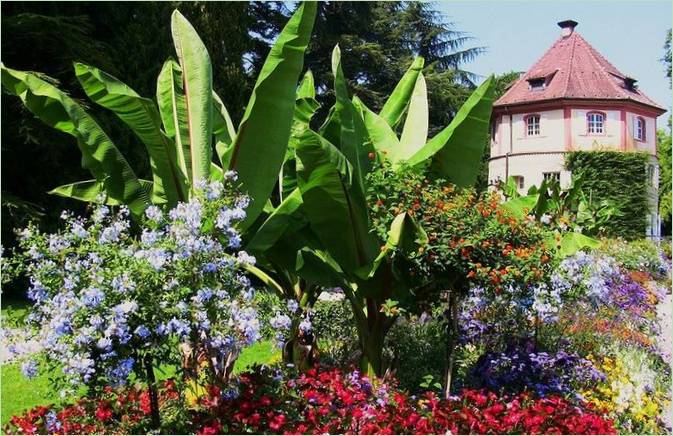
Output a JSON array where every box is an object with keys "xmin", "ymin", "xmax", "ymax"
[{"xmin": 565, "ymin": 151, "xmax": 652, "ymax": 240}]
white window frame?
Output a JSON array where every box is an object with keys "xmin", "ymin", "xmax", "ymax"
[
  {"xmin": 634, "ymin": 117, "xmax": 645, "ymax": 141},
  {"xmin": 525, "ymin": 114, "xmax": 541, "ymax": 136},
  {"xmin": 587, "ymin": 112, "xmax": 605, "ymax": 134}
]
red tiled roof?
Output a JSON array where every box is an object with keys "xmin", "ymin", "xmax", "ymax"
[{"xmin": 494, "ymin": 30, "xmax": 666, "ymax": 112}]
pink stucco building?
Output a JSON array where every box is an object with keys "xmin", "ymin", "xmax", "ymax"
[{"xmin": 488, "ymin": 20, "xmax": 667, "ymax": 237}]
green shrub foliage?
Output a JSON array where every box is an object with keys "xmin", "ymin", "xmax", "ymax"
[{"xmin": 565, "ymin": 151, "xmax": 652, "ymax": 240}]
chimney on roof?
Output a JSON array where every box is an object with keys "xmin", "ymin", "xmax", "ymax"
[{"xmin": 557, "ymin": 20, "xmax": 578, "ymax": 37}]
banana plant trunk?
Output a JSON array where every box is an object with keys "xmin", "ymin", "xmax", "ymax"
[
  {"xmin": 281, "ymin": 281, "xmax": 319, "ymax": 369},
  {"xmin": 356, "ymin": 297, "xmax": 397, "ymax": 378}
]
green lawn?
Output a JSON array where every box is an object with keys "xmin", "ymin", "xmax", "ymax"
[{"xmin": 0, "ymin": 341, "xmax": 279, "ymax": 425}]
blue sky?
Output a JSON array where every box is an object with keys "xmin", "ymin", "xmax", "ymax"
[{"xmin": 436, "ymin": 1, "xmax": 672, "ymax": 125}]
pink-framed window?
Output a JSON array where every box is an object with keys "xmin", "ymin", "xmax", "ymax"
[
  {"xmin": 634, "ymin": 116, "xmax": 646, "ymax": 141},
  {"xmin": 586, "ymin": 111, "xmax": 605, "ymax": 135},
  {"xmin": 525, "ymin": 114, "xmax": 541, "ymax": 136}
]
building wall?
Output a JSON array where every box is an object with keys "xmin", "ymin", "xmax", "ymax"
[
  {"xmin": 488, "ymin": 103, "xmax": 661, "ymax": 237},
  {"xmin": 489, "ymin": 105, "xmax": 658, "ymax": 156},
  {"xmin": 569, "ymin": 109, "xmax": 622, "ymax": 150},
  {"xmin": 488, "ymin": 152, "xmax": 571, "ymax": 193},
  {"xmin": 625, "ymin": 111, "xmax": 656, "ymax": 154}
]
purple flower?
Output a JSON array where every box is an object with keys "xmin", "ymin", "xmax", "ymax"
[{"xmin": 21, "ymin": 360, "xmax": 39, "ymax": 379}]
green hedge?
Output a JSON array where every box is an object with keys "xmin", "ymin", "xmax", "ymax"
[{"xmin": 565, "ymin": 151, "xmax": 651, "ymax": 240}]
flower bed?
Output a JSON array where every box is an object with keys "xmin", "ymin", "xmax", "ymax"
[{"xmin": 5, "ymin": 367, "xmax": 617, "ymax": 435}]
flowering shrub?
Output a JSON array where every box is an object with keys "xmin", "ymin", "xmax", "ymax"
[
  {"xmin": 366, "ymin": 164, "xmax": 555, "ymax": 294},
  {"xmin": 9, "ymin": 176, "xmax": 286, "ymax": 398},
  {"xmin": 582, "ymin": 349, "xmax": 671, "ymax": 434},
  {"xmin": 5, "ymin": 367, "xmax": 617, "ymax": 435},
  {"xmin": 471, "ymin": 345, "xmax": 605, "ymax": 398}
]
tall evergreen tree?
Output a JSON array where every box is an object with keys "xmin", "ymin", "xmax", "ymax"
[{"xmin": 299, "ymin": 1, "xmax": 484, "ymax": 134}]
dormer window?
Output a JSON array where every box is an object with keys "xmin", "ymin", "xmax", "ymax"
[
  {"xmin": 586, "ymin": 111, "xmax": 605, "ymax": 134},
  {"xmin": 634, "ymin": 116, "xmax": 646, "ymax": 141},
  {"xmin": 525, "ymin": 114, "xmax": 541, "ymax": 136},
  {"xmin": 528, "ymin": 78, "xmax": 545, "ymax": 90}
]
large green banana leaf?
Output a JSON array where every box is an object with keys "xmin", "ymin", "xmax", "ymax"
[
  {"xmin": 295, "ymin": 129, "xmax": 378, "ymax": 275},
  {"xmin": 356, "ymin": 212, "xmax": 427, "ymax": 281},
  {"xmin": 553, "ymin": 231, "xmax": 600, "ymax": 258},
  {"xmin": 246, "ymin": 188, "xmax": 306, "ymax": 253},
  {"xmin": 502, "ymin": 194, "xmax": 539, "ymax": 219},
  {"xmin": 352, "ymin": 96, "xmax": 401, "ymax": 162},
  {"xmin": 319, "ymin": 45, "xmax": 374, "ymax": 191},
  {"xmin": 74, "ymin": 63, "xmax": 186, "ymax": 205},
  {"xmin": 398, "ymin": 72, "xmax": 428, "ymax": 161},
  {"xmin": 50, "ymin": 179, "xmax": 154, "ymax": 205},
  {"xmin": 282, "ymin": 71, "xmax": 320, "ymax": 201},
  {"xmin": 228, "ymin": 2, "xmax": 317, "ymax": 229},
  {"xmin": 171, "ymin": 10, "xmax": 213, "ymax": 184},
  {"xmin": 379, "ymin": 56, "xmax": 424, "ymax": 129},
  {"xmin": 1, "ymin": 66, "xmax": 149, "ymax": 214},
  {"xmin": 156, "ymin": 59, "xmax": 192, "ymax": 183},
  {"xmin": 406, "ymin": 76, "xmax": 495, "ymax": 187},
  {"xmin": 212, "ymin": 91, "xmax": 236, "ymax": 147}
]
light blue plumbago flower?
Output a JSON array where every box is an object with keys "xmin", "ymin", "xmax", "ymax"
[
  {"xmin": 144, "ymin": 205, "xmax": 163, "ymax": 224},
  {"xmin": 105, "ymin": 357, "xmax": 134, "ymax": 387},
  {"xmin": 224, "ymin": 170, "xmax": 238, "ymax": 181},
  {"xmin": 140, "ymin": 229, "xmax": 162, "ymax": 246},
  {"xmin": 134, "ymin": 325, "xmax": 151, "ymax": 340},
  {"xmin": 166, "ymin": 317, "xmax": 190, "ymax": 338},
  {"xmin": 137, "ymin": 248, "xmax": 169, "ymax": 271},
  {"xmin": 27, "ymin": 279, "xmax": 47, "ymax": 303},
  {"xmin": 47, "ymin": 234, "xmax": 70, "ymax": 254},
  {"xmin": 81, "ymin": 287, "xmax": 105, "ymax": 308},
  {"xmin": 236, "ymin": 251, "xmax": 256, "ymax": 266},
  {"xmin": 270, "ymin": 313, "xmax": 292, "ymax": 330},
  {"xmin": 96, "ymin": 337, "xmax": 113, "ymax": 351},
  {"xmin": 194, "ymin": 288, "xmax": 214, "ymax": 305},
  {"xmin": 91, "ymin": 205, "xmax": 110, "ymax": 223},
  {"xmin": 111, "ymin": 274, "xmax": 135, "ymax": 294},
  {"xmin": 70, "ymin": 221, "xmax": 89, "ymax": 239},
  {"xmin": 90, "ymin": 315, "xmax": 105, "ymax": 331},
  {"xmin": 45, "ymin": 411, "xmax": 61, "ymax": 432},
  {"xmin": 21, "ymin": 360, "xmax": 39, "ymax": 379},
  {"xmin": 202, "ymin": 262, "xmax": 218, "ymax": 274},
  {"xmin": 287, "ymin": 299, "xmax": 299, "ymax": 314},
  {"xmin": 299, "ymin": 318, "xmax": 312, "ymax": 334}
]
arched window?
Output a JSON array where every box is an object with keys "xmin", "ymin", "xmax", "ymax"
[
  {"xmin": 634, "ymin": 116, "xmax": 646, "ymax": 141},
  {"xmin": 525, "ymin": 114, "xmax": 541, "ymax": 136},
  {"xmin": 586, "ymin": 111, "xmax": 605, "ymax": 134}
]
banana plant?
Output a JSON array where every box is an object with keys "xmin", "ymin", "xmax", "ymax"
[
  {"xmin": 278, "ymin": 47, "xmax": 497, "ymax": 376},
  {"xmin": 1, "ymin": 3, "xmax": 317, "ymax": 231},
  {"xmin": 501, "ymin": 176, "xmax": 603, "ymax": 256}
]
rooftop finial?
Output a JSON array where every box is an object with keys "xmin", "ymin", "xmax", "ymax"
[{"xmin": 557, "ymin": 20, "xmax": 578, "ymax": 37}]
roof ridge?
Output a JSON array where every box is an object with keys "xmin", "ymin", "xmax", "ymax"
[
  {"xmin": 496, "ymin": 34, "xmax": 568, "ymax": 103},
  {"xmin": 562, "ymin": 33, "xmax": 577, "ymax": 98},
  {"xmin": 574, "ymin": 33, "xmax": 625, "ymax": 97}
]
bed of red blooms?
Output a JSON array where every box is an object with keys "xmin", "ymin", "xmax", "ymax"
[{"xmin": 5, "ymin": 367, "xmax": 616, "ymax": 435}]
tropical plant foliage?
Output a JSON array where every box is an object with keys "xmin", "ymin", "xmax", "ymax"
[{"xmin": 2, "ymin": 3, "xmax": 317, "ymax": 228}]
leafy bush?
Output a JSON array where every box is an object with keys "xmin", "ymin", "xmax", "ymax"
[
  {"xmin": 383, "ymin": 310, "xmax": 446, "ymax": 393},
  {"xmin": 565, "ymin": 151, "xmax": 651, "ymax": 240},
  {"xmin": 311, "ymin": 298, "xmax": 358, "ymax": 368}
]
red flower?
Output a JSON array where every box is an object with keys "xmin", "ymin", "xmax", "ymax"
[{"xmin": 94, "ymin": 403, "xmax": 112, "ymax": 422}]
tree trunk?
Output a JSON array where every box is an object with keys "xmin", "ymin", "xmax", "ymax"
[
  {"xmin": 443, "ymin": 290, "xmax": 459, "ymax": 399},
  {"xmin": 144, "ymin": 355, "xmax": 161, "ymax": 429}
]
